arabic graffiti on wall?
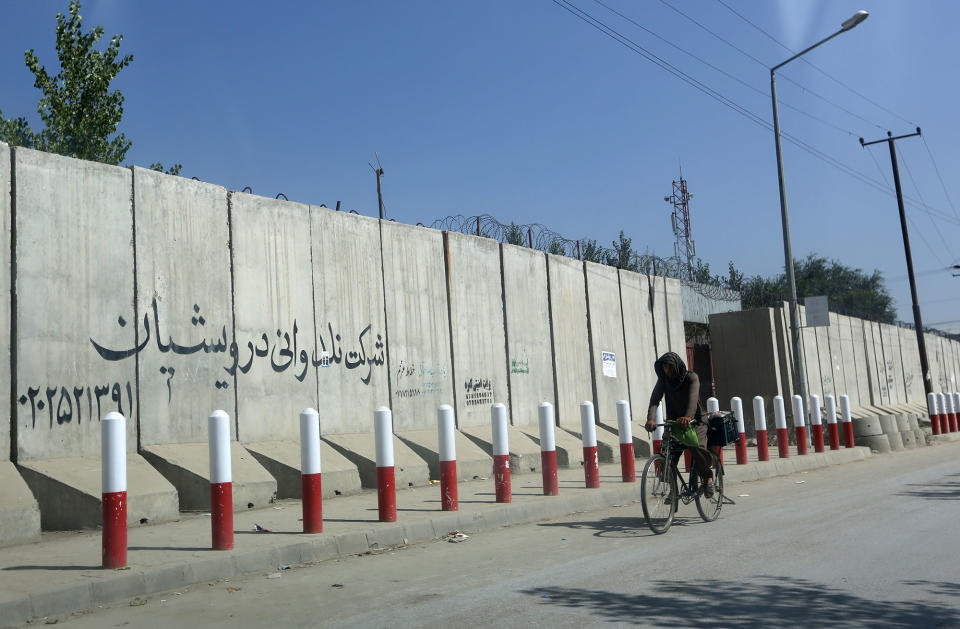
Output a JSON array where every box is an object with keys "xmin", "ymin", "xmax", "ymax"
[
  {"xmin": 393, "ymin": 360, "xmax": 447, "ymax": 400},
  {"xmin": 464, "ymin": 377, "xmax": 494, "ymax": 407},
  {"xmin": 18, "ymin": 298, "xmax": 386, "ymax": 429}
]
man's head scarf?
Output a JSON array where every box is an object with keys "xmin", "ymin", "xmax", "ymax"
[{"xmin": 654, "ymin": 352, "xmax": 688, "ymax": 391}]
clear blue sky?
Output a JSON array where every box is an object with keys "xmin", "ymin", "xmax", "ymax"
[{"xmin": 2, "ymin": 1, "xmax": 959, "ymax": 330}]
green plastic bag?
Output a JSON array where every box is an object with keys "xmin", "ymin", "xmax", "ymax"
[{"xmin": 669, "ymin": 420, "xmax": 700, "ymax": 449}]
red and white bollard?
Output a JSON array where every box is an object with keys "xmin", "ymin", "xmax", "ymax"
[
  {"xmin": 809, "ymin": 394, "xmax": 824, "ymax": 453},
  {"xmin": 792, "ymin": 395, "xmax": 808, "ymax": 455},
  {"xmin": 753, "ymin": 396, "xmax": 769, "ymax": 462},
  {"xmin": 937, "ymin": 393, "xmax": 949, "ymax": 435},
  {"xmin": 774, "ymin": 396, "xmax": 789, "ymax": 458},
  {"xmin": 580, "ymin": 401, "xmax": 600, "ymax": 489},
  {"xmin": 839, "ymin": 394, "xmax": 855, "ymax": 447},
  {"xmin": 437, "ymin": 405, "xmax": 458, "ymax": 511},
  {"xmin": 953, "ymin": 393, "xmax": 960, "ymax": 433},
  {"xmin": 299, "ymin": 408, "xmax": 323, "ymax": 533},
  {"xmin": 374, "ymin": 407, "xmax": 397, "ymax": 522},
  {"xmin": 946, "ymin": 393, "xmax": 958, "ymax": 434},
  {"xmin": 731, "ymin": 397, "xmax": 747, "ymax": 464},
  {"xmin": 825, "ymin": 395, "xmax": 840, "ymax": 450},
  {"xmin": 927, "ymin": 392, "xmax": 941, "ymax": 436},
  {"xmin": 652, "ymin": 403, "xmax": 664, "ymax": 455},
  {"xmin": 491, "ymin": 403, "xmax": 511, "ymax": 502},
  {"xmin": 538, "ymin": 402, "xmax": 559, "ymax": 496},
  {"xmin": 208, "ymin": 410, "xmax": 233, "ymax": 551},
  {"xmin": 101, "ymin": 412, "xmax": 127, "ymax": 569},
  {"xmin": 616, "ymin": 400, "xmax": 635, "ymax": 482},
  {"xmin": 706, "ymin": 397, "xmax": 722, "ymax": 463}
]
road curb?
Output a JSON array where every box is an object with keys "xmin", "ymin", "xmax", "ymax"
[{"xmin": 0, "ymin": 445, "xmax": 873, "ymax": 626}]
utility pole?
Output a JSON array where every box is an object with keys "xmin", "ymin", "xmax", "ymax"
[
  {"xmin": 860, "ymin": 128, "xmax": 932, "ymax": 397},
  {"xmin": 369, "ymin": 153, "xmax": 385, "ymax": 220}
]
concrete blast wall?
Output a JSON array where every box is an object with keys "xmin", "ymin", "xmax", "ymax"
[
  {"xmin": 230, "ymin": 193, "xmax": 318, "ymax": 443},
  {"xmin": 381, "ymin": 222, "xmax": 454, "ymax": 431},
  {"xmin": 15, "ymin": 149, "xmax": 136, "ymax": 460},
  {"xmin": 134, "ymin": 168, "xmax": 235, "ymax": 446},
  {"xmin": 311, "ymin": 210, "xmax": 388, "ymax": 434},
  {"xmin": 501, "ymin": 244, "xmax": 554, "ymax": 427},
  {"xmin": 0, "ymin": 144, "xmax": 9, "ymax": 460},
  {"xmin": 444, "ymin": 232, "xmax": 510, "ymax": 428},
  {"xmin": 619, "ymin": 270, "xmax": 659, "ymax": 419},
  {"xmin": 584, "ymin": 262, "xmax": 629, "ymax": 423},
  {"xmin": 709, "ymin": 309, "xmax": 781, "ymax": 408},
  {"xmin": 546, "ymin": 254, "xmax": 592, "ymax": 427}
]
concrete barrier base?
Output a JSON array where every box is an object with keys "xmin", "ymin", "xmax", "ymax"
[
  {"xmin": 886, "ymin": 431, "xmax": 905, "ymax": 451},
  {"xmin": 0, "ymin": 462, "xmax": 41, "ymax": 546},
  {"xmin": 395, "ymin": 430, "xmax": 492, "ymax": 482},
  {"xmin": 560, "ymin": 424, "xmax": 620, "ymax": 463},
  {"xmin": 854, "ymin": 434, "xmax": 892, "ymax": 453},
  {"xmin": 460, "ymin": 425, "xmax": 542, "ymax": 475},
  {"xmin": 243, "ymin": 441, "xmax": 362, "ymax": 499},
  {"xmin": 17, "ymin": 455, "xmax": 178, "ymax": 530},
  {"xmin": 915, "ymin": 428, "xmax": 928, "ymax": 445},
  {"xmin": 518, "ymin": 425, "xmax": 585, "ymax": 467},
  {"xmin": 900, "ymin": 430, "xmax": 917, "ymax": 449},
  {"xmin": 852, "ymin": 416, "xmax": 883, "ymax": 438},
  {"xmin": 140, "ymin": 443, "xmax": 276, "ymax": 512},
  {"xmin": 322, "ymin": 433, "xmax": 429, "ymax": 490}
]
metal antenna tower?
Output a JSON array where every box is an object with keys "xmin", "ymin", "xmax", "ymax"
[{"xmin": 664, "ymin": 168, "xmax": 695, "ymax": 279}]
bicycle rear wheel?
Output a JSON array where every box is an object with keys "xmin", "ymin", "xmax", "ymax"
[
  {"xmin": 641, "ymin": 455, "xmax": 676, "ymax": 534},
  {"xmin": 695, "ymin": 456, "xmax": 724, "ymax": 522}
]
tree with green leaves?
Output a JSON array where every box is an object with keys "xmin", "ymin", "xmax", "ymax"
[{"xmin": 504, "ymin": 222, "xmax": 525, "ymax": 246}]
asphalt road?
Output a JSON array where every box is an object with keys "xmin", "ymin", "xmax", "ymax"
[{"xmin": 30, "ymin": 442, "xmax": 960, "ymax": 628}]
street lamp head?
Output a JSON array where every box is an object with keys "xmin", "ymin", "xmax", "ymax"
[{"xmin": 841, "ymin": 10, "xmax": 869, "ymax": 31}]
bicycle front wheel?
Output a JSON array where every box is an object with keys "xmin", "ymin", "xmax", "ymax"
[
  {"xmin": 641, "ymin": 455, "xmax": 676, "ymax": 534},
  {"xmin": 695, "ymin": 456, "xmax": 724, "ymax": 522}
]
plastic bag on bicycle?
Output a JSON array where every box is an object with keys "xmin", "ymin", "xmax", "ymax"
[{"xmin": 666, "ymin": 419, "xmax": 699, "ymax": 449}]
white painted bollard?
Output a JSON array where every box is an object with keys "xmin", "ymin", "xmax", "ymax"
[
  {"xmin": 616, "ymin": 400, "xmax": 635, "ymax": 482},
  {"xmin": 927, "ymin": 392, "xmax": 941, "ymax": 436},
  {"xmin": 791, "ymin": 395, "xmax": 808, "ymax": 455},
  {"xmin": 840, "ymin": 394, "xmax": 854, "ymax": 447},
  {"xmin": 580, "ymin": 402, "xmax": 600, "ymax": 488},
  {"xmin": 208, "ymin": 410, "xmax": 233, "ymax": 550},
  {"xmin": 825, "ymin": 395, "xmax": 840, "ymax": 450},
  {"xmin": 299, "ymin": 408, "xmax": 322, "ymax": 533},
  {"xmin": 491, "ymin": 404, "xmax": 511, "ymax": 502},
  {"xmin": 753, "ymin": 396, "xmax": 769, "ymax": 461},
  {"xmin": 952, "ymin": 393, "xmax": 960, "ymax": 433},
  {"xmin": 809, "ymin": 394, "xmax": 824, "ymax": 453},
  {"xmin": 101, "ymin": 412, "xmax": 127, "ymax": 568},
  {"xmin": 707, "ymin": 397, "xmax": 719, "ymax": 414},
  {"xmin": 937, "ymin": 392, "xmax": 949, "ymax": 435},
  {"xmin": 774, "ymin": 396, "xmax": 789, "ymax": 458},
  {"xmin": 652, "ymin": 403, "xmax": 664, "ymax": 455},
  {"xmin": 731, "ymin": 397, "xmax": 747, "ymax": 464},
  {"xmin": 538, "ymin": 402, "xmax": 559, "ymax": 496},
  {"xmin": 945, "ymin": 393, "xmax": 958, "ymax": 433},
  {"xmin": 374, "ymin": 407, "xmax": 396, "ymax": 521},
  {"xmin": 437, "ymin": 405, "xmax": 458, "ymax": 511}
]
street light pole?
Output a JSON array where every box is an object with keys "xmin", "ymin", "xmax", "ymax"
[
  {"xmin": 770, "ymin": 10, "xmax": 868, "ymax": 409},
  {"xmin": 860, "ymin": 128, "xmax": 932, "ymax": 397}
]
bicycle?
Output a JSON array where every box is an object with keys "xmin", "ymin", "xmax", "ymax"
[{"xmin": 640, "ymin": 420, "xmax": 733, "ymax": 534}]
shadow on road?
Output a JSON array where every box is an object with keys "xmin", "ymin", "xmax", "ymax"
[
  {"xmin": 522, "ymin": 577, "xmax": 959, "ymax": 627},
  {"xmin": 897, "ymin": 476, "xmax": 960, "ymax": 500},
  {"xmin": 535, "ymin": 515, "xmax": 699, "ymax": 538}
]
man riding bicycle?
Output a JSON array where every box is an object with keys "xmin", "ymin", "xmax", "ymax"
[{"xmin": 644, "ymin": 352, "xmax": 715, "ymax": 498}]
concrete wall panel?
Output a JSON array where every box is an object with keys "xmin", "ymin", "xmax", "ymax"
[
  {"xmin": 881, "ymin": 324, "xmax": 907, "ymax": 403},
  {"xmin": 501, "ymin": 244, "xmax": 554, "ymax": 428},
  {"xmin": 924, "ymin": 333, "xmax": 943, "ymax": 393},
  {"xmin": 311, "ymin": 210, "xmax": 389, "ymax": 434},
  {"xmin": 848, "ymin": 317, "xmax": 871, "ymax": 405},
  {"xmin": 381, "ymin": 222, "xmax": 453, "ymax": 430},
  {"xmin": 773, "ymin": 304, "xmax": 796, "ymax": 400},
  {"xmin": 815, "ymin": 321, "xmax": 835, "ymax": 399},
  {"xmin": 867, "ymin": 321, "xmax": 888, "ymax": 404},
  {"xmin": 230, "ymin": 193, "xmax": 318, "ymax": 443},
  {"xmin": 445, "ymin": 232, "xmax": 509, "ymax": 428},
  {"xmin": 15, "ymin": 149, "xmax": 135, "ymax": 460},
  {"xmin": 584, "ymin": 262, "xmax": 628, "ymax": 423},
  {"xmin": 709, "ymin": 308, "xmax": 781, "ymax": 403},
  {"xmin": 898, "ymin": 327, "xmax": 923, "ymax": 402},
  {"xmin": 620, "ymin": 270, "xmax": 659, "ymax": 418},
  {"xmin": 134, "ymin": 168, "xmax": 234, "ymax": 446},
  {"xmin": 546, "ymin": 254, "xmax": 591, "ymax": 426},
  {"xmin": 0, "ymin": 144, "xmax": 8, "ymax": 461},
  {"xmin": 799, "ymin": 307, "xmax": 824, "ymax": 400},
  {"xmin": 664, "ymin": 278, "xmax": 687, "ymax": 357},
  {"xmin": 832, "ymin": 313, "xmax": 856, "ymax": 400}
]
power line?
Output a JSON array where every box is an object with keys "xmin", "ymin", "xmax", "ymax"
[
  {"xmin": 921, "ymin": 135, "xmax": 960, "ymax": 223},
  {"xmin": 550, "ymin": 0, "xmax": 959, "ymax": 228},
  {"xmin": 897, "ymin": 145, "xmax": 957, "ymax": 262},
  {"xmin": 593, "ymin": 0, "xmax": 857, "ymax": 136},
  {"xmin": 657, "ymin": 0, "xmax": 886, "ymax": 131},
  {"xmin": 715, "ymin": 0, "xmax": 916, "ymax": 127}
]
